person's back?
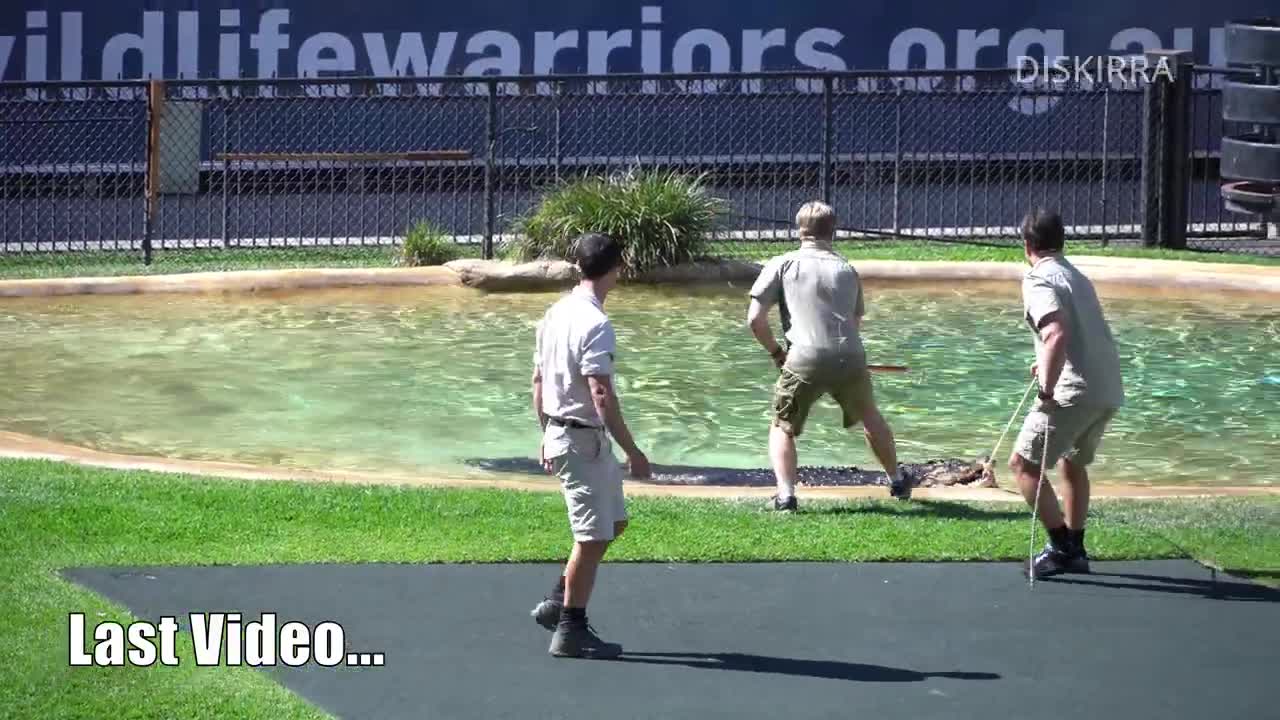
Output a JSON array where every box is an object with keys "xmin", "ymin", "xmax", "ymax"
[
  {"xmin": 747, "ymin": 200, "xmax": 908, "ymax": 509},
  {"xmin": 1023, "ymin": 255, "xmax": 1125, "ymax": 409},
  {"xmin": 534, "ymin": 288, "xmax": 614, "ymax": 427},
  {"xmin": 755, "ymin": 243, "xmax": 866, "ymax": 377}
]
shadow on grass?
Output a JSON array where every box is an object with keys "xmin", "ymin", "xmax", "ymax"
[
  {"xmin": 800, "ymin": 499, "xmax": 1026, "ymax": 521},
  {"xmin": 466, "ymin": 457, "xmax": 989, "ymax": 489},
  {"xmin": 614, "ymin": 651, "xmax": 1000, "ymax": 682}
]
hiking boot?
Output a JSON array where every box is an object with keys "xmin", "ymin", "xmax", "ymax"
[
  {"xmin": 530, "ymin": 597, "xmax": 561, "ymax": 631},
  {"xmin": 1027, "ymin": 542, "xmax": 1091, "ymax": 579},
  {"xmin": 768, "ymin": 494, "xmax": 798, "ymax": 512},
  {"xmin": 549, "ymin": 622, "xmax": 622, "ymax": 659},
  {"xmin": 889, "ymin": 477, "xmax": 912, "ymax": 501}
]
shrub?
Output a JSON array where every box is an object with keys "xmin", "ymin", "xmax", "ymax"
[
  {"xmin": 508, "ymin": 168, "xmax": 726, "ymax": 276},
  {"xmin": 397, "ymin": 220, "xmax": 460, "ymax": 266}
]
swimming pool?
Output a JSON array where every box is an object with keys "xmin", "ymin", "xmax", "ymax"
[{"xmin": 1, "ymin": 282, "xmax": 1276, "ymax": 486}]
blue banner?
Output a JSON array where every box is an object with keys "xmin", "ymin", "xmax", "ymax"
[{"xmin": 1, "ymin": 1, "xmax": 1274, "ymax": 82}]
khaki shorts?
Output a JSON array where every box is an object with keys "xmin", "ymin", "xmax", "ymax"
[
  {"xmin": 543, "ymin": 424, "xmax": 628, "ymax": 542},
  {"xmin": 1014, "ymin": 402, "xmax": 1118, "ymax": 469},
  {"xmin": 772, "ymin": 362, "xmax": 874, "ymax": 438}
]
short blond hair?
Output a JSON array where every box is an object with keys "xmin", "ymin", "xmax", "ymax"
[{"xmin": 795, "ymin": 201, "xmax": 836, "ymax": 241}]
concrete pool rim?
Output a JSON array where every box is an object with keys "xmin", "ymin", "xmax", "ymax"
[
  {"xmin": 1, "ymin": 256, "xmax": 1280, "ymax": 298},
  {"xmin": 1, "ymin": 430, "xmax": 1276, "ymax": 500}
]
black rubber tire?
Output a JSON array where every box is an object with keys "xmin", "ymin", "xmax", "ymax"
[
  {"xmin": 1225, "ymin": 18, "xmax": 1280, "ymax": 67},
  {"xmin": 1221, "ymin": 180, "xmax": 1279, "ymax": 215},
  {"xmin": 1224, "ymin": 81, "xmax": 1280, "ymax": 125},
  {"xmin": 1222, "ymin": 134, "xmax": 1280, "ymax": 183}
]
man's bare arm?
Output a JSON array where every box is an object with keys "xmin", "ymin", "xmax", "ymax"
[
  {"xmin": 1035, "ymin": 313, "xmax": 1070, "ymax": 398},
  {"xmin": 532, "ymin": 367, "xmax": 547, "ymax": 430},
  {"xmin": 587, "ymin": 374, "xmax": 640, "ymax": 455},
  {"xmin": 747, "ymin": 298, "xmax": 786, "ymax": 366}
]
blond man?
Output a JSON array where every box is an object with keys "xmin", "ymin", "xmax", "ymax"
[{"xmin": 746, "ymin": 201, "xmax": 908, "ymax": 509}]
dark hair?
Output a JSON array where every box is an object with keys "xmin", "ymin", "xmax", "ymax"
[
  {"xmin": 574, "ymin": 233, "xmax": 623, "ymax": 279},
  {"xmin": 1021, "ymin": 209, "xmax": 1065, "ymax": 253}
]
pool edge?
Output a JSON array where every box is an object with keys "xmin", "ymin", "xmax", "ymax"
[
  {"xmin": 2, "ymin": 258, "xmax": 1279, "ymax": 298},
  {"xmin": 0, "ymin": 266, "xmax": 465, "ymax": 298},
  {"xmin": 1, "ymin": 430, "xmax": 1275, "ymax": 501}
]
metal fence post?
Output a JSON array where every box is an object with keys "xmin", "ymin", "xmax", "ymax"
[
  {"xmin": 893, "ymin": 84, "xmax": 903, "ymax": 234},
  {"xmin": 553, "ymin": 81, "xmax": 563, "ymax": 184},
  {"xmin": 821, "ymin": 75, "xmax": 833, "ymax": 205},
  {"xmin": 1140, "ymin": 49, "xmax": 1193, "ymax": 248},
  {"xmin": 483, "ymin": 78, "xmax": 497, "ymax": 260},
  {"xmin": 1100, "ymin": 84, "xmax": 1110, "ymax": 247},
  {"xmin": 1140, "ymin": 64, "xmax": 1165, "ymax": 247},
  {"xmin": 142, "ymin": 79, "xmax": 163, "ymax": 266},
  {"xmin": 1165, "ymin": 53, "xmax": 1194, "ymax": 250},
  {"xmin": 220, "ymin": 98, "xmax": 230, "ymax": 249}
]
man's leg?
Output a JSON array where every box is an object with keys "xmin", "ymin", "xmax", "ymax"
[
  {"xmin": 563, "ymin": 539, "xmax": 610, "ymax": 610},
  {"xmin": 1058, "ymin": 457, "xmax": 1089, "ymax": 553},
  {"xmin": 1056, "ymin": 407, "xmax": 1115, "ymax": 560},
  {"xmin": 768, "ymin": 368, "xmax": 815, "ymax": 511},
  {"xmin": 1009, "ymin": 451, "xmax": 1066, "ymax": 531},
  {"xmin": 1010, "ymin": 406, "xmax": 1090, "ymax": 577},
  {"xmin": 546, "ymin": 442, "xmax": 625, "ymax": 659},
  {"xmin": 532, "ymin": 566, "xmax": 568, "ymax": 630},
  {"xmin": 769, "ymin": 423, "xmax": 799, "ymax": 508},
  {"xmin": 534, "ymin": 520, "xmax": 628, "ymax": 632},
  {"xmin": 861, "ymin": 401, "xmax": 907, "ymax": 498},
  {"xmin": 834, "ymin": 369, "xmax": 907, "ymax": 499}
]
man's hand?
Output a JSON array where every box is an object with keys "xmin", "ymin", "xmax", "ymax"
[
  {"xmin": 1030, "ymin": 361, "xmax": 1038, "ymax": 378},
  {"xmin": 626, "ymin": 450, "xmax": 652, "ymax": 479},
  {"xmin": 770, "ymin": 346, "xmax": 787, "ymax": 369},
  {"xmin": 539, "ymin": 442, "xmax": 554, "ymax": 474}
]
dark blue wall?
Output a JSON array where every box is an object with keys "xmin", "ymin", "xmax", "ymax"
[{"xmin": 1, "ymin": 1, "xmax": 1275, "ymax": 81}]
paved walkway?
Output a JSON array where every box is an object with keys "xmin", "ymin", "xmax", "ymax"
[{"xmin": 65, "ymin": 560, "xmax": 1279, "ymax": 720}]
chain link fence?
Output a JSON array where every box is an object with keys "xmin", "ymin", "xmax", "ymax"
[
  {"xmin": 1186, "ymin": 66, "xmax": 1277, "ymax": 252},
  {"xmin": 1, "ymin": 67, "xmax": 1274, "ymax": 278}
]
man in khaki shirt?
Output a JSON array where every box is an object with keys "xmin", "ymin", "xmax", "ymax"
[
  {"xmin": 747, "ymin": 201, "xmax": 908, "ymax": 510},
  {"xmin": 1010, "ymin": 209, "xmax": 1125, "ymax": 579}
]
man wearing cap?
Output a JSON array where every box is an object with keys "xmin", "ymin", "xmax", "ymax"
[{"xmin": 528, "ymin": 232, "xmax": 651, "ymax": 659}]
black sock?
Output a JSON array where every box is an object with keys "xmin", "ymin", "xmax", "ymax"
[
  {"xmin": 551, "ymin": 575, "xmax": 565, "ymax": 603},
  {"xmin": 1069, "ymin": 528, "xmax": 1086, "ymax": 555},
  {"xmin": 559, "ymin": 606, "xmax": 587, "ymax": 627},
  {"xmin": 1047, "ymin": 524, "xmax": 1070, "ymax": 552}
]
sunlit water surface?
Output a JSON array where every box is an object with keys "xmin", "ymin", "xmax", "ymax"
[{"xmin": 1, "ymin": 283, "xmax": 1276, "ymax": 486}]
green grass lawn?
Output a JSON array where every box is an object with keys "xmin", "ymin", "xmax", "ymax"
[
  {"xmin": 1, "ymin": 457, "xmax": 1277, "ymax": 719},
  {"xmin": 1, "ymin": 240, "xmax": 1276, "ymax": 281}
]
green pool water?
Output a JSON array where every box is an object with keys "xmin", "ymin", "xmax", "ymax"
[{"xmin": 1, "ymin": 283, "xmax": 1277, "ymax": 486}]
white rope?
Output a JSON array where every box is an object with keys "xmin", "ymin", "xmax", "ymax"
[
  {"xmin": 1029, "ymin": 421, "xmax": 1052, "ymax": 589},
  {"xmin": 990, "ymin": 379, "xmax": 1037, "ymax": 465}
]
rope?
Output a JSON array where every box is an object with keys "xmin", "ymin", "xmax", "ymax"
[
  {"xmin": 1029, "ymin": 421, "xmax": 1052, "ymax": 589},
  {"xmin": 989, "ymin": 379, "xmax": 1037, "ymax": 466}
]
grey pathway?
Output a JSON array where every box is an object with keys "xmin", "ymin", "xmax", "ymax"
[{"xmin": 64, "ymin": 560, "xmax": 1279, "ymax": 720}]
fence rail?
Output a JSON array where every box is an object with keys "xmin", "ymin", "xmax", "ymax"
[{"xmin": 0, "ymin": 66, "xmax": 1274, "ymax": 267}]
